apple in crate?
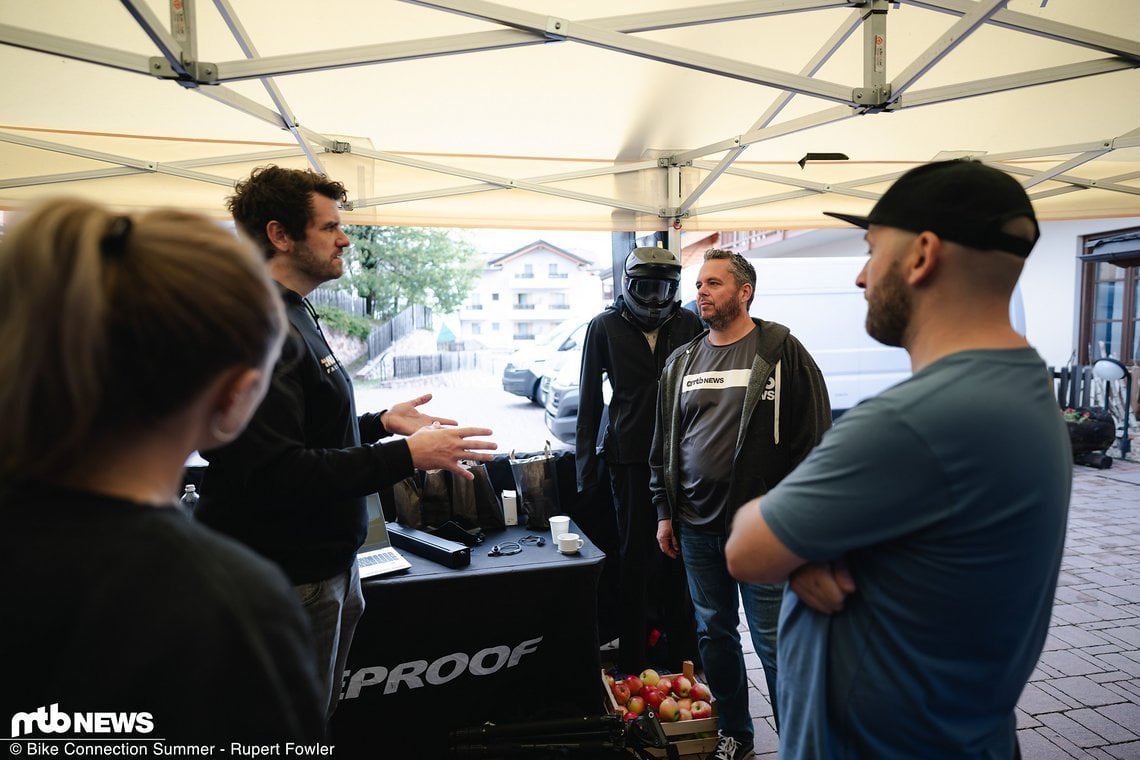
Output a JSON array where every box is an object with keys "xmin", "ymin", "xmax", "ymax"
[
  {"xmin": 679, "ymin": 708, "xmax": 692, "ymax": 721},
  {"xmin": 658, "ymin": 697, "xmax": 681, "ymax": 722},
  {"xmin": 691, "ymin": 700, "xmax": 713, "ymax": 720},
  {"xmin": 690, "ymin": 680, "xmax": 712, "ymax": 702},
  {"xmin": 676, "ymin": 697, "xmax": 692, "ymax": 712},
  {"xmin": 657, "ymin": 676, "xmax": 673, "ymax": 695},
  {"xmin": 624, "ymin": 674, "xmax": 644, "ymax": 695},
  {"xmin": 612, "ymin": 682, "xmax": 631, "ymax": 705},
  {"xmin": 639, "ymin": 668, "xmax": 660, "ymax": 688},
  {"xmin": 672, "ymin": 675, "xmax": 693, "ymax": 698},
  {"xmin": 640, "ymin": 686, "xmax": 665, "ymax": 710},
  {"xmin": 627, "ymin": 695, "xmax": 646, "ymax": 715}
]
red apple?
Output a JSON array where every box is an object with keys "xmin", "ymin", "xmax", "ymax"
[
  {"xmin": 624, "ymin": 674, "xmax": 644, "ymax": 695},
  {"xmin": 656, "ymin": 676, "xmax": 673, "ymax": 695},
  {"xmin": 690, "ymin": 700, "xmax": 713, "ymax": 720},
  {"xmin": 641, "ymin": 687, "xmax": 665, "ymax": 710},
  {"xmin": 658, "ymin": 697, "xmax": 681, "ymax": 722},
  {"xmin": 676, "ymin": 697, "xmax": 692, "ymax": 712},
  {"xmin": 690, "ymin": 681, "xmax": 712, "ymax": 702},
  {"xmin": 672, "ymin": 675, "xmax": 693, "ymax": 698},
  {"xmin": 623, "ymin": 709, "xmax": 639, "ymax": 722},
  {"xmin": 679, "ymin": 708, "xmax": 692, "ymax": 721},
  {"xmin": 612, "ymin": 682, "xmax": 631, "ymax": 705},
  {"xmin": 639, "ymin": 668, "xmax": 660, "ymax": 688},
  {"xmin": 626, "ymin": 695, "xmax": 646, "ymax": 715}
]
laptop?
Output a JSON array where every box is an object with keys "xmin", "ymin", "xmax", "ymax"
[{"xmin": 356, "ymin": 493, "xmax": 412, "ymax": 578}]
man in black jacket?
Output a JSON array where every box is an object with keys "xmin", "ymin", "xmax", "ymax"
[
  {"xmin": 651, "ymin": 249, "xmax": 831, "ymax": 760},
  {"xmin": 199, "ymin": 166, "xmax": 496, "ymax": 722},
  {"xmin": 577, "ymin": 246, "xmax": 703, "ymax": 675}
]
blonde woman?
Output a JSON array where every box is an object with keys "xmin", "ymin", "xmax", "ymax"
[{"xmin": 0, "ymin": 199, "xmax": 325, "ymax": 742}]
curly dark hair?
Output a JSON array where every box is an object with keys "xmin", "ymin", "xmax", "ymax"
[{"xmin": 227, "ymin": 165, "xmax": 347, "ymax": 259}]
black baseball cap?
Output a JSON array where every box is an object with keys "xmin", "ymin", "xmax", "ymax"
[{"xmin": 824, "ymin": 160, "xmax": 1040, "ymax": 258}]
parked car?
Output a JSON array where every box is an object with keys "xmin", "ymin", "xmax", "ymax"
[
  {"xmin": 501, "ymin": 320, "xmax": 588, "ymax": 405},
  {"xmin": 543, "ymin": 346, "xmax": 610, "ymax": 446}
]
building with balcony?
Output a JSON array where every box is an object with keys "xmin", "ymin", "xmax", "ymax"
[{"xmin": 457, "ymin": 240, "xmax": 605, "ymax": 349}]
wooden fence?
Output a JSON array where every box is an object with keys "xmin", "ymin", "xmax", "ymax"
[
  {"xmin": 309, "ymin": 287, "xmax": 367, "ymax": 317},
  {"xmin": 367, "ymin": 305, "xmax": 432, "ymax": 360}
]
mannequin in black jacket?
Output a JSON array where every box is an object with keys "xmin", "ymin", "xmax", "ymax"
[{"xmin": 576, "ymin": 247, "xmax": 703, "ymax": 674}]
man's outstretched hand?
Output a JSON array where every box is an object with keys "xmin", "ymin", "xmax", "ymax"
[
  {"xmin": 381, "ymin": 393, "xmax": 459, "ymax": 436},
  {"xmin": 405, "ymin": 422, "xmax": 497, "ymax": 480}
]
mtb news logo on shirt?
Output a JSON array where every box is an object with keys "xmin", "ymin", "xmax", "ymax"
[
  {"xmin": 10, "ymin": 703, "xmax": 155, "ymax": 737},
  {"xmin": 682, "ymin": 369, "xmax": 751, "ymax": 391}
]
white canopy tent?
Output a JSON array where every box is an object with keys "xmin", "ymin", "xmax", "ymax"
[{"xmin": 1, "ymin": 0, "xmax": 1138, "ymax": 232}]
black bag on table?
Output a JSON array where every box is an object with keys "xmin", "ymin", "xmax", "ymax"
[
  {"xmin": 393, "ymin": 463, "xmax": 505, "ymax": 534},
  {"xmin": 509, "ymin": 445, "xmax": 560, "ymax": 531}
]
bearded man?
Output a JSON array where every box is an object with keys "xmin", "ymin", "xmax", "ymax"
[
  {"xmin": 725, "ymin": 161, "xmax": 1071, "ymax": 758},
  {"xmin": 649, "ymin": 248, "xmax": 831, "ymax": 760}
]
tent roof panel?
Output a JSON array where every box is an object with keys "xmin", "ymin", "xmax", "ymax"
[{"xmin": 2, "ymin": 0, "xmax": 1138, "ymax": 230}]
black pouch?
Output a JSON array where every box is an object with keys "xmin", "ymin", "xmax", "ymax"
[
  {"xmin": 394, "ymin": 463, "xmax": 506, "ymax": 533},
  {"xmin": 509, "ymin": 445, "xmax": 560, "ymax": 531}
]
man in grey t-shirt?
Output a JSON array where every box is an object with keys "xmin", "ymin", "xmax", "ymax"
[
  {"xmin": 675, "ymin": 329, "xmax": 761, "ymax": 530},
  {"xmin": 650, "ymin": 249, "xmax": 831, "ymax": 760}
]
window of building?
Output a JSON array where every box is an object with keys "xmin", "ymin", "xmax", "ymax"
[
  {"xmin": 1078, "ymin": 227, "xmax": 1140, "ymax": 366},
  {"xmin": 491, "ymin": 293, "xmax": 500, "ymax": 301}
]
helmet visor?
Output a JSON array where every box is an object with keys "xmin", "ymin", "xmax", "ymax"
[{"xmin": 627, "ymin": 277, "xmax": 677, "ymax": 306}]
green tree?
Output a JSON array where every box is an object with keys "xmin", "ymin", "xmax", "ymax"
[{"xmin": 341, "ymin": 226, "xmax": 481, "ymax": 320}]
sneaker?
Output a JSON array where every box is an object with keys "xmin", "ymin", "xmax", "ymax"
[{"xmin": 705, "ymin": 733, "xmax": 754, "ymax": 760}]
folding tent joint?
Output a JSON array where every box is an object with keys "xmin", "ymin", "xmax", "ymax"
[
  {"xmin": 325, "ymin": 141, "xmax": 353, "ymax": 154},
  {"xmin": 853, "ymin": 83, "xmax": 892, "ymax": 110},
  {"xmin": 656, "ymin": 157, "xmax": 692, "ymax": 168},
  {"xmin": 148, "ymin": 57, "xmax": 218, "ymax": 87},
  {"xmin": 545, "ymin": 17, "xmax": 568, "ymax": 41},
  {"xmin": 658, "ymin": 208, "xmax": 690, "ymax": 220}
]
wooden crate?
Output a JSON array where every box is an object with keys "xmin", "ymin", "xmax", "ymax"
[{"xmin": 602, "ymin": 661, "xmax": 719, "ymax": 758}]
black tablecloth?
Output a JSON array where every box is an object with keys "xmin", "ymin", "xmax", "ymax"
[{"xmin": 329, "ymin": 523, "xmax": 605, "ymax": 758}]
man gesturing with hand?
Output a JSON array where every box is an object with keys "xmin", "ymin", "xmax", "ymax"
[{"xmin": 199, "ymin": 166, "xmax": 495, "ymax": 724}]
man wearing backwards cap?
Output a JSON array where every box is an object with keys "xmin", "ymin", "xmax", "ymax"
[{"xmin": 724, "ymin": 160, "xmax": 1072, "ymax": 758}]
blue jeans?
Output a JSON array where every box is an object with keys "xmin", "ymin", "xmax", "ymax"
[
  {"xmin": 294, "ymin": 560, "xmax": 365, "ymax": 723},
  {"xmin": 677, "ymin": 522, "xmax": 783, "ymax": 741}
]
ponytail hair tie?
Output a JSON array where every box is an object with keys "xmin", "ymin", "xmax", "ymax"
[{"xmin": 101, "ymin": 216, "xmax": 133, "ymax": 258}]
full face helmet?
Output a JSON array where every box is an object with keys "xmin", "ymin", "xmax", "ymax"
[{"xmin": 621, "ymin": 246, "xmax": 681, "ymax": 331}]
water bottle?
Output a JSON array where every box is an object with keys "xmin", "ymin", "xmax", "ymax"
[{"xmin": 180, "ymin": 484, "xmax": 200, "ymax": 515}]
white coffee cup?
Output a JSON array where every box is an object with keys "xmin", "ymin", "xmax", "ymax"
[
  {"xmin": 549, "ymin": 515, "xmax": 570, "ymax": 547},
  {"xmin": 557, "ymin": 532, "xmax": 583, "ymax": 554}
]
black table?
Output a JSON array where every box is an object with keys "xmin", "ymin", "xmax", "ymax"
[{"xmin": 329, "ymin": 523, "xmax": 605, "ymax": 758}]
